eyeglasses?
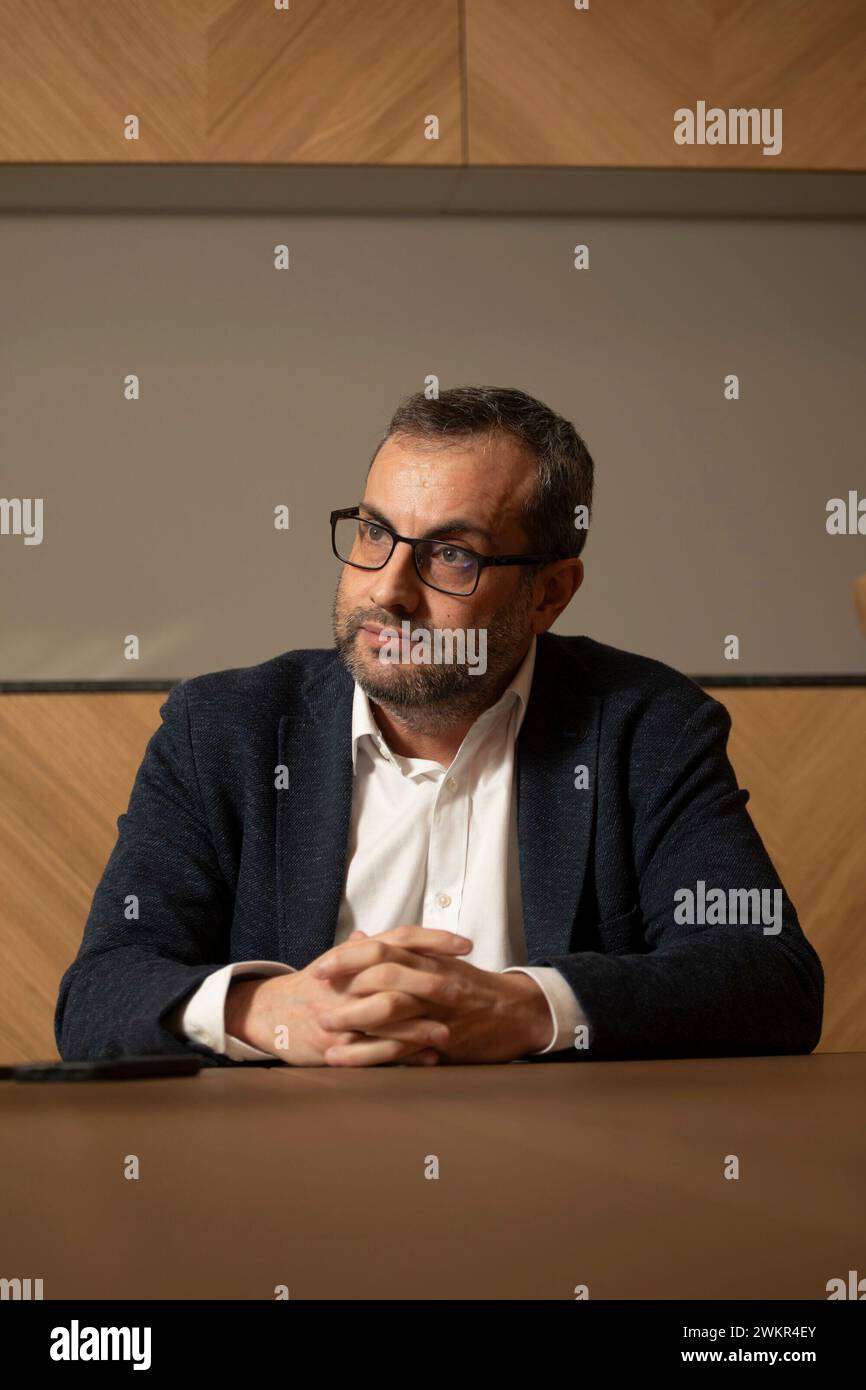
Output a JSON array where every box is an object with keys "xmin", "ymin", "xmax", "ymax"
[{"xmin": 330, "ymin": 507, "xmax": 555, "ymax": 597}]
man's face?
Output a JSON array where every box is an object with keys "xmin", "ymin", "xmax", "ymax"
[{"xmin": 332, "ymin": 431, "xmax": 541, "ymax": 722}]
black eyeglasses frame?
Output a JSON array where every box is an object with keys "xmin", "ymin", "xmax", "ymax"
[{"xmin": 330, "ymin": 506, "xmax": 556, "ymax": 597}]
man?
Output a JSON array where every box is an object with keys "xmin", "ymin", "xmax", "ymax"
[{"xmin": 55, "ymin": 386, "xmax": 824, "ymax": 1067}]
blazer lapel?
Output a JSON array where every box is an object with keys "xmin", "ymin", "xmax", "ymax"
[
  {"xmin": 277, "ymin": 653, "xmax": 355, "ymax": 967},
  {"xmin": 517, "ymin": 635, "xmax": 600, "ymax": 961}
]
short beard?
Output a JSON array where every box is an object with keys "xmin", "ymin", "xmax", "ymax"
[{"xmin": 331, "ymin": 576, "xmax": 536, "ymax": 735}]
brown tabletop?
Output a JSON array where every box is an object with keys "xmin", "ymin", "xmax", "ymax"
[{"xmin": 1, "ymin": 1053, "xmax": 863, "ymax": 1300}]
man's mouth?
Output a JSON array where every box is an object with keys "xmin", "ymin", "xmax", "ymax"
[{"xmin": 359, "ymin": 621, "xmax": 397, "ymax": 648}]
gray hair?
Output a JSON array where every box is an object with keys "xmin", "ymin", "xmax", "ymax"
[{"xmin": 368, "ymin": 385, "xmax": 593, "ymax": 566}]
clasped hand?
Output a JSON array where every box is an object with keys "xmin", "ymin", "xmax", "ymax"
[{"xmin": 225, "ymin": 924, "xmax": 550, "ymax": 1067}]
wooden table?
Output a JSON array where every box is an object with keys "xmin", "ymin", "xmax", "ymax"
[{"xmin": 2, "ymin": 1053, "xmax": 863, "ymax": 1300}]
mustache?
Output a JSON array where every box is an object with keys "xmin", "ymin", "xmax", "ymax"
[{"xmin": 345, "ymin": 609, "xmax": 432, "ymax": 638}]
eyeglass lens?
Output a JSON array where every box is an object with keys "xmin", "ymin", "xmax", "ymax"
[{"xmin": 334, "ymin": 516, "xmax": 480, "ymax": 595}]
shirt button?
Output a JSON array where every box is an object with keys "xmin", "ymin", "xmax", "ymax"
[
  {"xmin": 445, "ymin": 776, "xmax": 456, "ymax": 790},
  {"xmin": 437, "ymin": 893, "xmax": 452, "ymax": 909}
]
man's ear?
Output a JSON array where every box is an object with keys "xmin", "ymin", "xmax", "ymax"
[{"xmin": 531, "ymin": 558, "xmax": 584, "ymax": 634}]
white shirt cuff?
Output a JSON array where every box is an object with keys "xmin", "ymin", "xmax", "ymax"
[
  {"xmin": 501, "ymin": 965, "xmax": 587, "ymax": 1054},
  {"xmin": 168, "ymin": 960, "xmax": 296, "ymax": 1062}
]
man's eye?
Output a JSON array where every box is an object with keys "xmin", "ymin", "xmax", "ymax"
[
  {"xmin": 435, "ymin": 545, "xmax": 471, "ymax": 567},
  {"xmin": 365, "ymin": 524, "xmax": 386, "ymax": 542}
]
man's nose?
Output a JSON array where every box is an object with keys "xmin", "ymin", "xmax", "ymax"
[{"xmin": 368, "ymin": 538, "xmax": 423, "ymax": 612}]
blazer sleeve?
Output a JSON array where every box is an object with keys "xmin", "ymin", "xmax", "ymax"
[
  {"xmin": 527, "ymin": 692, "xmax": 825, "ymax": 1062},
  {"xmin": 54, "ymin": 681, "xmax": 239, "ymax": 1064}
]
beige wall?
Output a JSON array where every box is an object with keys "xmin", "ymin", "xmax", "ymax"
[{"xmin": 1, "ymin": 210, "xmax": 864, "ymax": 681}]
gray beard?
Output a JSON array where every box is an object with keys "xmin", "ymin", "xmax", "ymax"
[{"xmin": 331, "ymin": 584, "xmax": 534, "ymax": 735}]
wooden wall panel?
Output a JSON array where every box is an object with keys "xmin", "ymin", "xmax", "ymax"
[
  {"xmin": 467, "ymin": 0, "xmax": 866, "ymax": 169},
  {"xmin": 0, "ymin": 687, "xmax": 862, "ymax": 1062},
  {"xmin": 0, "ymin": 0, "xmax": 462, "ymax": 164},
  {"xmin": 0, "ymin": 0, "xmax": 207, "ymax": 162},
  {"xmin": 0, "ymin": 693, "xmax": 165, "ymax": 1064},
  {"xmin": 705, "ymin": 686, "xmax": 866, "ymax": 1055},
  {"xmin": 3, "ymin": 1, "xmax": 864, "ymax": 169}
]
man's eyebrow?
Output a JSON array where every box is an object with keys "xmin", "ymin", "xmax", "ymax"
[{"xmin": 358, "ymin": 503, "xmax": 495, "ymax": 547}]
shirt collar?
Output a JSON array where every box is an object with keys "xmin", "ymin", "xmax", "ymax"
[{"xmin": 350, "ymin": 634, "xmax": 537, "ymax": 772}]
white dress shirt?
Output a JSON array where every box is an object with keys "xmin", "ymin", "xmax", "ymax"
[{"xmin": 169, "ymin": 635, "xmax": 586, "ymax": 1061}]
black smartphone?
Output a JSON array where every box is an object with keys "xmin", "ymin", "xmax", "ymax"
[{"xmin": 0, "ymin": 1056, "xmax": 204, "ymax": 1081}]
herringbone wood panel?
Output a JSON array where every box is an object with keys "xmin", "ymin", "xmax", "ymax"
[
  {"xmin": 0, "ymin": 694, "xmax": 166, "ymax": 1062},
  {"xmin": 0, "ymin": 688, "xmax": 861, "ymax": 1062},
  {"xmin": 1, "ymin": 1, "xmax": 862, "ymax": 167},
  {"xmin": 467, "ymin": 0, "xmax": 866, "ymax": 168},
  {"xmin": 706, "ymin": 686, "xmax": 866, "ymax": 1054},
  {"xmin": 0, "ymin": 0, "xmax": 462, "ymax": 163}
]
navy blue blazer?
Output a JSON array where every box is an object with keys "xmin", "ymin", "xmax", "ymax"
[{"xmin": 55, "ymin": 633, "xmax": 824, "ymax": 1064}]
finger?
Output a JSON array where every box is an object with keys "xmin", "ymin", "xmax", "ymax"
[
  {"xmin": 319, "ymin": 989, "xmax": 434, "ymax": 1033},
  {"xmin": 381, "ymin": 1035, "xmax": 443, "ymax": 1066},
  {"xmin": 340, "ymin": 1015, "xmax": 450, "ymax": 1049},
  {"xmin": 324, "ymin": 1035, "xmax": 437, "ymax": 1067},
  {"xmin": 315, "ymin": 941, "xmax": 427, "ymax": 980},
  {"xmin": 315, "ymin": 930, "xmax": 471, "ymax": 979},
  {"xmin": 335, "ymin": 962, "xmax": 461, "ymax": 1006},
  {"xmin": 311, "ymin": 1030, "xmax": 367, "ymax": 1053},
  {"xmin": 376, "ymin": 924, "xmax": 473, "ymax": 956},
  {"xmin": 402, "ymin": 1050, "xmax": 441, "ymax": 1066}
]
